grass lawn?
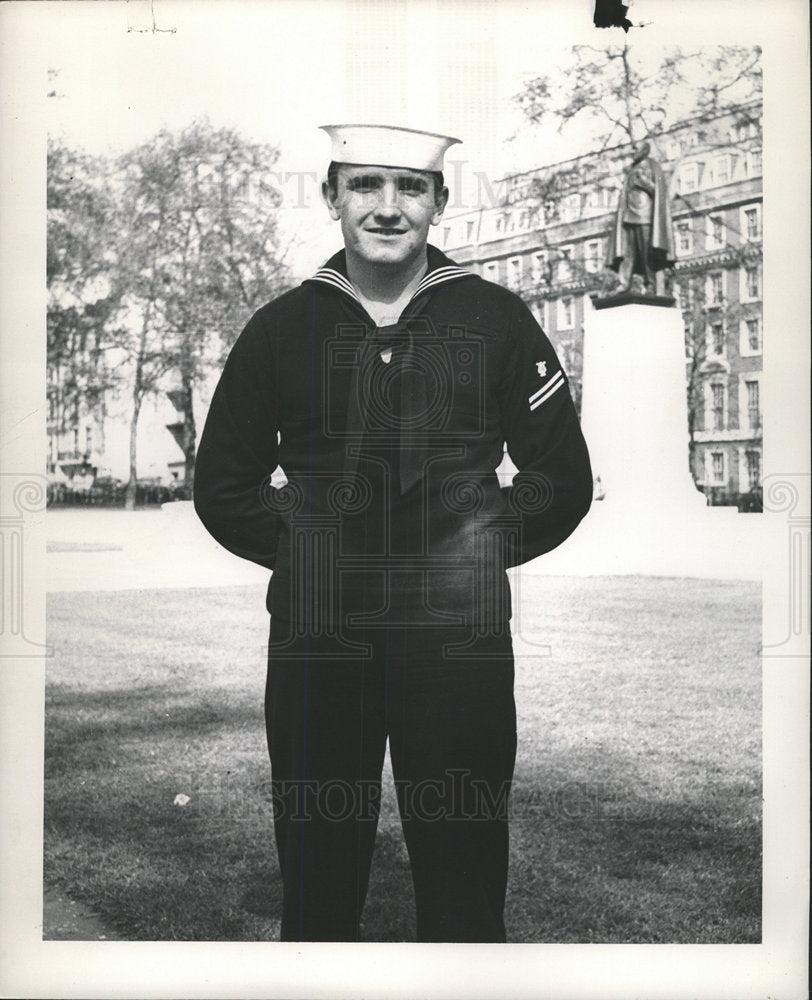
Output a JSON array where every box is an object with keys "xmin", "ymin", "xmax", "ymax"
[{"xmin": 44, "ymin": 576, "xmax": 761, "ymax": 942}]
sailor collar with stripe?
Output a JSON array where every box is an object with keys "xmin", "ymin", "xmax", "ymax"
[{"xmin": 304, "ymin": 245, "xmax": 474, "ymax": 308}]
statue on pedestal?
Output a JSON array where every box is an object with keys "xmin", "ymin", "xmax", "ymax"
[{"xmin": 601, "ymin": 140, "xmax": 675, "ymax": 301}]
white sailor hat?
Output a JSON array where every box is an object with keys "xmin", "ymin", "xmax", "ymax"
[{"xmin": 319, "ymin": 124, "xmax": 461, "ymax": 173}]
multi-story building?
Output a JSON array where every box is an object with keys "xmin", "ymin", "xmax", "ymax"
[
  {"xmin": 442, "ymin": 100, "xmax": 763, "ymax": 507},
  {"xmin": 47, "ymin": 327, "xmax": 109, "ymax": 496}
]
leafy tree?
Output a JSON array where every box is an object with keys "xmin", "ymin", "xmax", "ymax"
[
  {"xmin": 47, "ymin": 140, "xmax": 120, "ymax": 473},
  {"xmin": 112, "ymin": 121, "xmax": 291, "ymax": 505},
  {"xmin": 47, "ymin": 122, "xmax": 292, "ymax": 508}
]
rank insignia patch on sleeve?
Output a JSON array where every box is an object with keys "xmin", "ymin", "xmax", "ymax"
[
  {"xmin": 528, "ymin": 370, "xmax": 563, "ymax": 410},
  {"xmin": 536, "ymin": 361, "xmax": 547, "ymax": 377}
]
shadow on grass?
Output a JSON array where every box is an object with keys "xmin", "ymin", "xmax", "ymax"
[
  {"xmin": 506, "ymin": 763, "xmax": 761, "ymax": 943},
  {"xmin": 45, "ymin": 682, "xmax": 261, "ymax": 777},
  {"xmin": 44, "ymin": 682, "xmax": 417, "ymax": 941}
]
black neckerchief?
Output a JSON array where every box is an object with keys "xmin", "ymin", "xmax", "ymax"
[{"xmin": 305, "ymin": 246, "xmax": 475, "ymax": 494}]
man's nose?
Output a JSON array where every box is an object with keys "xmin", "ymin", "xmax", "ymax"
[{"xmin": 374, "ymin": 180, "xmax": 401, "ymax": 216}]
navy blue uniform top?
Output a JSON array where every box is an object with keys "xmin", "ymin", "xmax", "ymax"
[{"xmin": 194, "ymin": 245, "xmax": 592, "ymax": 626}]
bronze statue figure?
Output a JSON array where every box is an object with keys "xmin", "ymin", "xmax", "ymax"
[{"xmin": 605, "ymin": 140, "xmax": 675, "ymax": 297}]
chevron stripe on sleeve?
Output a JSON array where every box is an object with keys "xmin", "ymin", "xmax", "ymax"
[{"xmin": 528, "ymin": 370, "xmax": 564, "ymax": 411}]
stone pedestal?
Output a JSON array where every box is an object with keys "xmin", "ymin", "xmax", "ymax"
[
  {"xmin": 509, "ymin": 296, "xmax": 769, "ymax": 580},
  {"xmin": 580, "ymin": 298, "xmax": 706, "ymax": 513}
]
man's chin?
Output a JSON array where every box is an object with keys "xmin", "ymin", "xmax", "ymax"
[{"xmin": 356, "ymin": 245, "xmax": 417, "ymax": 268}]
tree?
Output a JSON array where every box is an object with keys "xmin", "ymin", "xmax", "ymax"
[
  {"xmin": 511, "ymin": 43, "xmax": 762, "ymax": 285},
  {"xmin": 113, "ymin": 121, "xmax": 291, "ymax": 505},
  {"xmin": 509, "ymin": 43, "xmax": 763, "ymax": 497},
  {"xmin": 47, "ymin": 140, "xmax": 121, "ymax": 478},
  {"xmin": 511, "ymin": 42, "xmax": 763, "ymax": 288},
  {"xmin": 515, "ymin": 41, "xmax": 762, "ymax": 150},
  {"xmin": 47, "ymin": 122, "xmax": 291, "ymax": 507}
]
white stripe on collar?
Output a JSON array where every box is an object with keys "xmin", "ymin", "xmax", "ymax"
[
  {"xmin": 309, "ymin": 263, "xmax": 470, "ymax": 304},
  {"xmin": 310, "ymin": 268, "xmax": 362, "ymax": 303},
  {"xmin": 412, "ymin": 265, "xmax": 470, "ymax": 298}
]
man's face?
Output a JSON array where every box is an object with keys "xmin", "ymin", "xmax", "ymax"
[{"xmin": 323, "ymin": 165, "xmax": 449, "ymax": 270}]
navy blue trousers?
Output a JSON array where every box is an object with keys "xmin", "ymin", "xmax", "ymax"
[{"xmin": 265, "ymin": 620, "xmax": 517, "ymax": 942}]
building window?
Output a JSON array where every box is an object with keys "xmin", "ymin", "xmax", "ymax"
[
  {"xmin": 561, "ymin": 193, "xmax": 580, "ymax": 222},
  {"xmin": 707, "ymin": 272, "xmax": 724, "ymax": 307},
  {"xmin": 678, "ymin": 163, "xmax": 699, "ymax": 193},
  {"xmin": 745, "ymin": 449, "xmax": 761, "ymax": 489},
  {"xmin": 442, "ymin": 226, "xmax": 451, "ymax": 246},
  {"xmin": 466, "ymin": 220, "xmax": 475, "ymax": 242},
  {"xmin": 675, "ymin": 221, "xmax": 693, "ymax": 255},
  {"xmin": 741, "ymin": 204, "xmax": 762, "ymax": 241},
  {"xmin": 85, "ymin": 426, "xmax": 93, "ymax": 455},
  {"xmin": 676, "ymin": 278, "xmax": 695, "ymax": 311},
  {"xmin": 484, "ymin": 261, "xmax": 499, "ymax": 282},
  {"xmin": 710, "ymin": 451, "xmax": 726, "ymax": 485},
  {"xmin": 530, "ymin": 300, "xmax": 547, "ymax": 330},
  {"xmin": 706, "ymin": 214, "xmax": 726, "ymax": 249},
  {"xmin": 584, "ymin": 239, "xmax": 603, "ymax": 273},
  {"xmin": 742, "ymin": 264, "xmax": 761, "ymax": 301},
  {"xmin": 558, "ymin": 296, "xmax": 574, "ymax": 330},
  {"xmin": 531, "ymin": 250, "xmax": 548, "ymax": 284},
  {"xmin": 711, "ymin": 383, "xmax": 726, "ymax": 431},
  {"xmin": 711, "ymin": 155, "xmax": 731, "ymax": 185},
  {"xmin": 584, "ymin": 188, "xmax": 608, "ymax": 212},
  {"xmin": 745, "ymin": 149, "xmax": 762, "ymax": 177},
  {"xmin": 507, "ymin": 256, "xmax": 523, "ymax": 290},
  {"xmin": 709, "ymin": 321, "xmax": 725, "ymax": 356},
  {"xmin": 734, "ymin": 119, "xmax": 760, "ymax": 142},
  {"xmin": 740, "ymin": 317, "xmax": 762, "ymax": 356},
  {"xmin": 557, "ymin": 245, "xmax": 574, "ymax": 281},
  {"xmin": 666, "ymin": 138, "xmax": 682, "ymax": 160},
  {"xmin": 745, "ymin": 380, "xmax": 760, "ymax": 428}
]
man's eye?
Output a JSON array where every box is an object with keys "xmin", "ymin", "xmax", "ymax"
[
  {"xmin": 349, "ymin": 177, "xmax": 379, "ymax": 193},
  {"xmin": 397, "ymin": 180, "xmax": 426, "ymax": 195}
]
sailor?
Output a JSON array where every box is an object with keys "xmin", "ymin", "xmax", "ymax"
[{"xmin": 194, "ymin": 123, "xmax": 592, "ymax": 942}]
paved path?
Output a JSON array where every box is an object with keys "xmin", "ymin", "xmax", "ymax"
[
  {"xmin": 43, "ymin": 888, "xmax": 123, "ymax": 941},
  {"xmin": 47, "ymin": 505, "xmax": 269, "ymax": 593},
  {"xmin": 46, "ymin": 499, "xmax": 764, "ymax": 594}
]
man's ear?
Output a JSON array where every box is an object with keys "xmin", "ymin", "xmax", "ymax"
[
  {"xmin": 321, "ymin": 179, "xmax": 342, "ymax": 221},
  {"xmin": 430, "ymin": 186, "xmax": 450, "ymax": 226}
]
